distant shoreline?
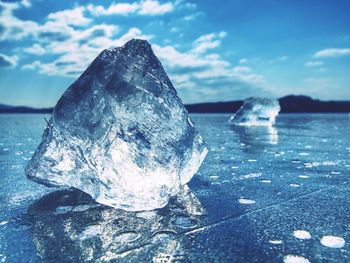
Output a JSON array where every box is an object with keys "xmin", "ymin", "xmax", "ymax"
[
  {"xmin": 186, "ymin": 95, "xmax": 350, "ymax": 113},
  {"xmin": 1, "ymin": 95, "xmax": 350, "ymax": 114}
]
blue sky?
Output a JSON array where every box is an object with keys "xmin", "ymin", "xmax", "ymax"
[{"xmin": 0, "ymin": 0, "xmax": 350, "ymax": 107}]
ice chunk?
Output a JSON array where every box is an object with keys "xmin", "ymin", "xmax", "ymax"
[
  {"xmin": 25, "ymin": 39, "xmax": 208, "ymax": 211},
  {"xmin": 293, "ymin": 230, "xmax": 311, "ymax": 240},
  {"xmin": 283, "ymin": 255, "xmax": 310, "ymax": 263},
  {"xmin": 229, "ymin": 97, "xmax": 280, "ymax": 126},
  {"xmin": 320, "ymin": 235, "xmax": 345, "ymax": 248}
]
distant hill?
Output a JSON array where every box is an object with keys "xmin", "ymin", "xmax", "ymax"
[
  {"xmin": 186, "ymin": 100, "xmax": 243, "ymax": 113},
  {"xmin": 278, "ymin": 95, "xmax": 350, "ymax": 113},
  {"xmin": 186, "ymin": 95, "xmax": 350, "ymax": 113},
  {"xmin": 0, "ymin": 104, "xmax": 52, "ymax": 113},
  {"xmin": 1, "ymin": 96, "xmax": 350, "ymax": 113}
]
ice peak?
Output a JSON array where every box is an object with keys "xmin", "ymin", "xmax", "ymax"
[
  {"xmin": 120, "ymin": 38, "xmax": 153, "ymax": 55},
  {"xmin": 103, "ymin": 39, "xmax": 154, "ymax": 62},
  {"xmin": 123, "ymin": 38, "xmax": 151, "ymax": 48}
]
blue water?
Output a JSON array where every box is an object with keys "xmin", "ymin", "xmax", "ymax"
[{"xmin": 0, "ymin": 113, "xmax": 349, "ymax": 262}]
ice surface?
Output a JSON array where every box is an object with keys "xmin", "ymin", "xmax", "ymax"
[
  {"xmin": 1, "ymin": 113, "xmax": 350, "ymax": 261},
  {"xmin": 24, "ymin": 188, "xmax": 205, "ymax": 262},
  {"xmin": 229, "ymin": 97, "xmax": 280, "ymax": 126},
  {"xmin": 25, "ymin": 39, "xmax": 208, "ymax": 211}
]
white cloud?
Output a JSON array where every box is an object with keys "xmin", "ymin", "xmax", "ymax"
[
  {"xmin": 192, "ymin": 32, "xmax": 226, "ymax": 54},
  {"xmin": 314, "ymin": 48, "xmax": 350, "ymax": 58},
  {"xmin": 305, "ymin": 61, "xmax": 324, "ymax": 67},
  {"xmin": 21, "ymin": 60, "xmax": 41, "ymax": 70},
  {"xmin": 153, "ymin": 44, "xmax": 229, "ymax": 69},
  {"xmin": 22, "ymin": 26, "xmax": 151, "ymax": 77},
  {"xmin": 0, "ymin": 1, "xmax": 90, "ymax": 43},
  {"xmin": 218, "ymin": 31, "xmax": 227, "ymax": 38},
  {"xmin": 169, "ymin": 74, "xmax": 190, "ymax": 84},
  {"xmin": 21, "ymin": 0, "xmax": 31, "ymax": 8},
  {"xmin": 0, "ymin": 0, "xmax": 38, "ymax": 41},
  {"xmin": 239, "ymin": 58, "xmax": 248, "ymax": 64},
  {"xmin": 233, "ymin": 66, "xmax": 252, "ymax": 74},
  {"xmin": 19, "ymin": 21, "xmax": 265, "ymax": 97},
  {"xmin": 21, "ymin": 22, "xmax": 120, "ymax": 73},
  {"xmin": 87, "ymin": 2, "xmax": 139, "ymax": 16},
  {"xmin": 183, "ymin": 11, "xmax": 202, "ymax": 21},
  {"xmin": 139, "ymin": 0, "xmax": 174, "ymax": 15},
  {"xmin": 87, "ymin": 0, "xmax": 174, "ymax": 16},
  {"xmin": 0, "ymin": 0, "xmax": 173, "ymax": 43},
  {"xmin": 22, "ymin": 57, "xmax": 88, "ymax": 77},
  {"xmin": 114, "ymin": 27, "xmax": 152, "ymax": 46},
  {"xmin": 177, "ymin": 1, "xmax": 197, "ymax": 10},
  {"xmin": 23, "ymin": 43, "xmax": 46, "ymax": 55},
  {"xmin": 153, "ymin": 35, "xmax": 267, "ymax": 102},
  {"xmin": 0, "ymin": 53, "xmax": 18, "ymax": 68},
  {"xmin": 153, "ymin": 45, "xmax": 206, "ymax": 68},
  {"xmin": 6, "ymin": 0, "xmax": 150, "ymax": 78},
  {"xmin": 2, "ymin": 0, "xmax": 268, "ymax": 102},
  {"xmin": 35, "ymin": 20, "xmax": 74, "ymax": 42},
  {"xmin": 47, "ymin": 7, "xmax": 92, "ymax": 26}
]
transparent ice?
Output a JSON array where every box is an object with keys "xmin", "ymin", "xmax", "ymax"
[
  {"xmin": 25, "ymin": 39, "xmax": 208, "ymax": 211},
  {"xmin": 229, "ymin": 97, "xmax": 280, "ymax": 126}
]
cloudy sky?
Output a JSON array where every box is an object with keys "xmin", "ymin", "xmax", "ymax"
[{"xmin": 0, "ymin": 0, "xmax": 350, "ymax": 107}]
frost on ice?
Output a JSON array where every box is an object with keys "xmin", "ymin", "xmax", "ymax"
[
  {"xmin": 25, "ymin": 39, "xmax": 208, "ymax": 211},
  {"xmin": 229, "ymin": 97, "xmax": 280, "ymax": 126}
]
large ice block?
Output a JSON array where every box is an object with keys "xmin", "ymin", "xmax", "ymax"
[{"xmin": 25, "ymin": 39, "xmax": 208, "ymax": 211}]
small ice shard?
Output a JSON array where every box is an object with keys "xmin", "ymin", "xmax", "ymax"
[
  {"xmin": 320, "ymin": 235, "xmax": 345, "ymax": 248},
  {"xmin": 293, "ymin": 230, "xmax": 311, "ymax": 240},
  {"xmin": 176, "ymin": 184, "xmax": 206, "ymax": 216},
  {"xmin": 25, "ymin": 39, "xmax": 208, "ymax": 211},
  {"xmin": 238, "ymin": 198, "xmax": 256, "ymax": 204},
  {"xmin": 229, "ymin": 97, "xmax": 280, "ymax": 126},
  {"xmin": 261, "ymin": 179, "xmax": 271, "ymax": 183},
  {"xmin": 283, "ymin": 255, "xmax": 310, "ymax": 263},
  {"xmin": 269, "ymin": 240, "xmax": 283, "ymax": 245}
]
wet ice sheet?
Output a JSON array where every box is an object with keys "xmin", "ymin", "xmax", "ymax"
[{"xmin": 0, "ymin": 113, "xmax": 350, "ymax": 262}]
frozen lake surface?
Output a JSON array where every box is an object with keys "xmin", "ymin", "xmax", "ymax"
[{"xmin": 0, "ymin": 113, "xmax": 349, "ymax": 262}]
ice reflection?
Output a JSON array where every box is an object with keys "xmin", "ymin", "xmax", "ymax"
[
  {"xmin": 26, "ymin": 186, "xmax": 205, "ymax": 262},
  {"xmin": 231, "ymin": 125, "xmax": 279, "ymax": 149}
]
